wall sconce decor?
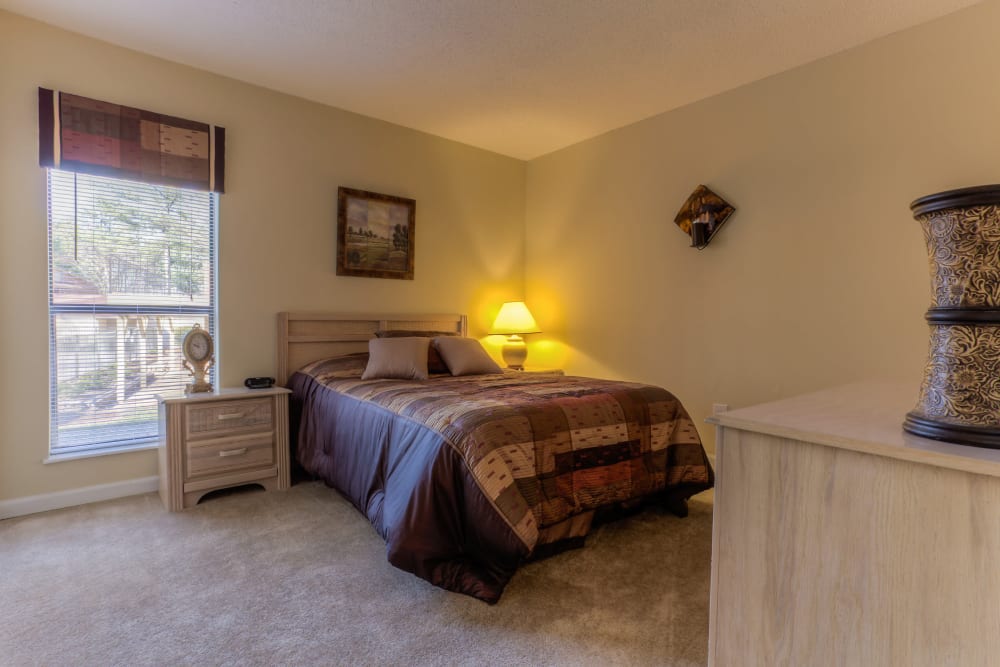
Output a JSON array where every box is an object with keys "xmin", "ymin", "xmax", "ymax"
[
  {"xmin": 489, "ymin": 301, "xmax": 541, "ymax": 370},
  {"xmin": 674, "ymin": 184, "xmax": 735, "ymax": 249}
]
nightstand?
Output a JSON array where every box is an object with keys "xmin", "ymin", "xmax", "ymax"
[
  {"xmin": 505, "ymin": 368, "xmax": 565, "ymax": 376},
  {"xmin": 158, "ymin": 386, "xmax": 291, "ymax": 511}
]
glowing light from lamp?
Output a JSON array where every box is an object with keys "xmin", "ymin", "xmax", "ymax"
[
  {"xmin": 489, "ymin": 301, "xmax": 541, "ymax": 369},
  {"xmin": 489, "ymin": 301, "xmax": 540, "ymax": 335}
]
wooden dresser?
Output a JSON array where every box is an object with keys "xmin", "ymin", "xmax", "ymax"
[
  {"xmin": 158, "ymin": 387, "xmax": 291, "ymax": 511},
  {"xmin": 706, "ymin": 381, "xmax": 1000, "ymax": 666}
]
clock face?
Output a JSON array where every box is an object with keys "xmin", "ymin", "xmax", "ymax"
[
  {"xmin": 190, "ymin": 335, "xmax": 209, "ymax": 360},
  {"xmin": 183, "ymin": 326, "xmax": 213, "ymax": 363}
]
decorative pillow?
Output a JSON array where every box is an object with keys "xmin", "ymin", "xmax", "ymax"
[
  {"xmin": 361, "ymin": 337, "xmax": 430, "ymax": 380},
  {"xmin": 376, "ymin": 329, "xmax": 458, "ymax": 374},
  {"xmin": 433, "ymin": 337, "xmax": 503, "ymax": 376}
]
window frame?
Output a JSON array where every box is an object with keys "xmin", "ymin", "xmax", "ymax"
[{"xmin": 45, "ymin": 169, "xmax": 219, "ymax": 460}]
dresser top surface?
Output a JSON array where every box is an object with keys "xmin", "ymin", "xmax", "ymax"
[{"xmin": 707, "ymin": 381, "xmax": 1000, "ymax": 477}]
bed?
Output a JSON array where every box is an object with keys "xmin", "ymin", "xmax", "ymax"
[{"xmin": 279, "ymin": 312, "xmax": 714, "ymax": 603}]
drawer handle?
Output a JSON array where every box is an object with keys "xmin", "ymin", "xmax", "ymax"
[
  {"xmin": 217, "ymin": 412, "xmax": 245, "ymax": 421},
  {"xmin": 218, "ymin": 447, "xmax": 248, "ymax": 458}
]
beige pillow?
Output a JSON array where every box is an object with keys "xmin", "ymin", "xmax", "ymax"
[
  {"xmin": 362, "ymin": 337, "xmax": 430, "ymax": 380},
  {"xmin": 433, "ymin": 337, "xmax": 502, "ymax": 376},
  {"xmin": 375, "ymin": 329, "xmax": 458, "ymax": 374}
]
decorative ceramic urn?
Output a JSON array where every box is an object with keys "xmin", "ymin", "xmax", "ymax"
[{"xmin": 905, "ymin": 185, "xmax": 1000, "ymax": 448}]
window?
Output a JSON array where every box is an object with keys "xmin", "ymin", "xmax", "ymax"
[{"xmin": 47, "ymin": 170, "xmax": 217, "ymax": 457}]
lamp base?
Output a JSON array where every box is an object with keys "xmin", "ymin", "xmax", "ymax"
[{"xmin": 501, "ymin": 335, "xmax": 528, "ymax": 370}]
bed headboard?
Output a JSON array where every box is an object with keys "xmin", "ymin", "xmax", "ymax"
[{"xmin": 276, "ymin": 311, "xmax": 468, "ymax": 385}]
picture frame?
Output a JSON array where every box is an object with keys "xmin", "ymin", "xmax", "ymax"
[{"xmin": 336, "ymin": 187, "xmax": 415, "ymax": 280}]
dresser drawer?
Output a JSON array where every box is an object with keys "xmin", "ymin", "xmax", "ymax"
[
  {"xmin": 185, "ymin": 397, "xmax": 273, "ymax": 439},
  {"xmin": 185, "ymin": 432, "xmax": 275, "ymax": 478}
]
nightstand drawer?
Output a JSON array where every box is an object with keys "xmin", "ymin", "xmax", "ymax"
[
  {"xmin": 186, "ymin": 432, "xmax": 275, "ymax": 478},
  {"xmin": 185, "ymin": 397, "xmax": 273, "ymax": 438}
]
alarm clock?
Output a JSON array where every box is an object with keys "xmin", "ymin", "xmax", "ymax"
[{"xmin": 244, "ymin": 377, "xmax": 275, "ymax": 389}]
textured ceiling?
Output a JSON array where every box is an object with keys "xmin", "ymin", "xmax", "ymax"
[{"xmin": 1, "ymin": 0, "xmax": 979, "ymax": 159}]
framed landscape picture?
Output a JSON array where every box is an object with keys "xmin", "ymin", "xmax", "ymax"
[{"xmin": 336, "ymin": 187, "xmax": 415, "ymax": 280}]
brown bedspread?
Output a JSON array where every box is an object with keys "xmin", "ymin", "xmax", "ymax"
[{"xmin": 288, "ymin": 354, "xmax": 713, "ymax": 603}]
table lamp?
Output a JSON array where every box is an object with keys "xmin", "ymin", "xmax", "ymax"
[{"xmin": 489, "ymin": 301, "xmax": 541, "ymax": 370}]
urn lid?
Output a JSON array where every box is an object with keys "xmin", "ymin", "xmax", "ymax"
[{"xmin": 911, "ymin": 184, "xmax": 1000, "ymax": 217}]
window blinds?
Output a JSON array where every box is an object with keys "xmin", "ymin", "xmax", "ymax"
[{"xmin": 47, "ymin": 169, "xmax": 217, "ymax": 455}]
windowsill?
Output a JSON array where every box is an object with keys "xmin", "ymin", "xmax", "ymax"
[{"xmin": 43, "ymin": 440, "xmax": 158, "ymax": 464}]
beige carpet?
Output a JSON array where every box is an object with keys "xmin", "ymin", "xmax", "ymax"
[{"xmin": 0, "ymin": 482, "xmax": 712, "ymax": 666}]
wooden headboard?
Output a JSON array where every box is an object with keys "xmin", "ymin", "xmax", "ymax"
[{"xmin": 276, "ymin": 311, "xmax": 468, "ymax": 385}]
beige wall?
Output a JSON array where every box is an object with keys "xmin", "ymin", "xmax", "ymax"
[
  {"xmin": 0, "ymin": 11, "xmax": 526, "ymax": 501},
  {"xmin": 524, "ymin": 0, "xmax": 1000, "ymax": 454}
]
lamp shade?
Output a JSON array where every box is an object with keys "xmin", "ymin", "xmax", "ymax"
[{"xmin": 489, "ymin": 301, "xmax": 541, "ymax": 335}]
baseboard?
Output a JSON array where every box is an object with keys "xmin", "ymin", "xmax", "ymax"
[{"xmin": 0, "ymin": 476, "xmax": 158, "ymax": 520}]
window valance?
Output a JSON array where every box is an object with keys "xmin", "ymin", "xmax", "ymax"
[{"xmin": 38, "ymin": 87, "xmax": 225, "ymax": 193}]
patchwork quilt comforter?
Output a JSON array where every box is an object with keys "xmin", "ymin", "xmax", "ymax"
[{"xmin": 288, "ymin": 354, "xmax": 713, "ymax": 603}]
